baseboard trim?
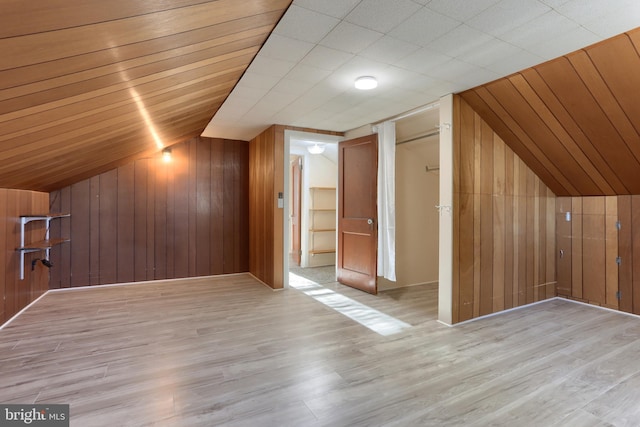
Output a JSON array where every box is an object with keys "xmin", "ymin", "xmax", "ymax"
[
  {"xmin": 0, "ymin": 290, "xmax": 50, "ymax": 331},
  {"xmin": 438, "ymin": 297, "xmax": 562, "ymax": 327}
]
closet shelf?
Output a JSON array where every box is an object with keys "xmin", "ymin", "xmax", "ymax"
[
  {"xmin": 17, "ymin": 213, "xmax": 70, "ymax": 280},
  {"xmin": 310, "ymin": 228, "xmax": 336, "ymax": 232}
]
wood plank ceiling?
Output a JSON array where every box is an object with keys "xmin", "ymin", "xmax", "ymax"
[
  {"xmin": 460, "ymin": 27, "xmax": 640, "ymax": 197},
  {"xmin": 0, "ymin": 0, "xmax": 291, "ymax": 192}
]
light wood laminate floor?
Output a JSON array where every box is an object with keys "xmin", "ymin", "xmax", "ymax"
[{"xmin": 1, "ymin": 274, "xmax": 639, "ymax": 426}]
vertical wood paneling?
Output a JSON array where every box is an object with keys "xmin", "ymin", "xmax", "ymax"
[
  {"xmin": 618, "ymin": 195, "xmax": 633, "ymax": 312},
  {"xmin": 249, "ymin": 126, "xmax": 282, "ymax": 288},
  {"xmin": 89, "ymin": 176, "xmax": 100, "ymax": 285},
  {"xmin": 117, "ymin": 163, "xmax": 135, "ymax": 283},
  {"xmin": 154, "ymin": 160, "xmax": 168, "ymax": 280},
  {"xmin": 99, "ymin": 169, "xmax": 118, "ymax": 284},
  {"xmin": 212, "ymin": 140, "xmax": 225, "ymax": 274},
  {"xmin": 582, "ymin": 197, "xmax": 606, "ymax": 304},
  {"xmin": 605, "ymin": 197, "xmax": 619, "ymax": 309},
  {"xmin": 173, "ymin": 143, "xmax": 189, "ymax": 278},
  {"xmin": 196, "ymin": 138, "xmax": 211, "ymax": 277},
  {"xmin": 452, "ymin": 95, "xmax": 556, "ymax": 323},
  {"xmin": 49, "ymin": 136, "xmax": 249, "ymax": 288},
  {"xmin": 571, "ymin": 198, "xmax": 583, "ymax": 299},
  {"xmin": 0, "ymin": 189, "xmax": 49, "ymax": 325},
  {"xmin": 71, "ymin": 181, "xmax": 91, "ymax": 287},
  {"xmin": 546, "ymin": 190, "xmax": 556, "ymax": 299},
  {"xmin": 146, "ymin": 160, "xmax": 156, "ymax": 281},
  {"xmin": 0, "ymin": 190, "xmax": 7, "ymax": 322},
  {"xmin": 452, "ymin": 96, "xmax": 461, "ymax": 324},
  {"xmin": 134, "ymin": 159, "xmax": 148, "ymax": 281},
  {"xmin": 556, "ymin": 197, "xmax": 572, "ymax": 296},
  {"xmin": 632, "ymin": 196, "xmax": 640, "ymax": 314}
]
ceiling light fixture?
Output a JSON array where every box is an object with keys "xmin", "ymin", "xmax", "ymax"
[
  {"xmin": 355, "ymin": 76, "xmax": 378, "ymax": 90},
  {"xmin": 162, "ymin": 147, "xmax": 172, "ymax": 163},
  {"xmin": 307, "ymin": 143, "xmax": 325, "ymax": 154}
]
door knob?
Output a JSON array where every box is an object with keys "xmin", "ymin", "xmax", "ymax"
[{"xmin": 367, "ymin": 218, "xmax": 374, "ymax": 225}]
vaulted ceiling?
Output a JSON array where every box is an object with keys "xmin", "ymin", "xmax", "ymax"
[
  {"xmin": 461, "ymin": 28, "xmax": 640, "ymax": 196},
  {"xmin": 2, "ymin": 0, "xmax": 639, "ymax": 194},
  {"xmin": 0, "ymin": 0, "xmax": 291, "ymax": 191}
]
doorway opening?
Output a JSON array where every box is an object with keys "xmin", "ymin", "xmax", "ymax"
[
  {"xmin": 283, "ymin": 103, "xmax": 441, "ymax": 299},
  {"xmin": 285, "ymin": 131, "xmax": 341, "ymax": 288}
]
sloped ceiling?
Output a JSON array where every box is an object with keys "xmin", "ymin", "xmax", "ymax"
[
  {"xmin": 0, "ymin": 0, "xmax": 291, "ymax": 192},
  {"xmin": 460, "ymin": 27, "xmax": 640, "ymax": 197}
]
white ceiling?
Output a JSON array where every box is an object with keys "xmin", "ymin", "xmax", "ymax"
[{"xmin": 202, "ymin": 0, "xmax": 640, "ymax": 141}]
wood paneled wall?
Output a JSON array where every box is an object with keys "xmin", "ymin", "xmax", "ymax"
[
  {"xmin": 460, "ymin": 28, "xmax": 640, "ymax": 197},
  {"xmin": 0, "ymin": 189, "xmax": 50, "ymax": 325},
  {"xmin": 452, "ymin": 96, "xmax": 556, "ymax": 324},
  {"xmin": 0, "ymin": 0, "xmax": 291, "ymax": 192},
  {"xmin": 557, "ymin": 195, "xmax": 640, "ymax": 315},
  {"xmin": 48, "ymin": 137, "xmax": 249, "ymax": 288},
  {"xmin": 248, "ymin": 125, "xmax": 343, "ymax": 289},
  {"xmin": 249, "ymin": 126, "xmax": 284, "ymax": 289}
]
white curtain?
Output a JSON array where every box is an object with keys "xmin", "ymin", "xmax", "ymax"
[{"xmin": 377, "ymin": 121, "xmax": 396, "ymax": 281}]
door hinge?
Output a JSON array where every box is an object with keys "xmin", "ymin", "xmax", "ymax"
[
  {"xmin": 616, "ymin": 220, "xmax": 622, "ymax": 231},
  {"xmin": 616, "ymin": 291, "xmax": 622, "ymax": 300},
  {"xmin": 616, "ymin": 256, "xmax": 622, "ymax": 265}
]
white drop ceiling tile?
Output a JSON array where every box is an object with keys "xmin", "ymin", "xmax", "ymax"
[
  {"xmin": 555, "ymin": 0, "xmax": 612, "ymax": 25},
  {"xmin": 246, "ymin": 56, "xmax": 296, "ymax": 79},
  {"xmin": 273, "ymin": 5, "xmax": 340, "ymax": 43},
  {"xmin": 360, "ymin": 36, "xmax": 421, "ymax": 64},
  {"xmin": 383, "ymin": 66, "xmax": 436, "ymax": 91},
  {"xmin": 581, "ymin": 4, "xmax": 640, "ymax": 38},
  {"xmin": 484, "ymin": 49, "xmax": 545, "ymax": 76},
  {"xmin": 236, "ymin": 72, "xmax": 280, "ymax": 91},
  {"xmin": 425, "ymin": 0, "xmax": 501, "ymax": 22},
  {"xmin": 229, "ymin": 85, "xmax": 269, "ymax": 103},
  {"xmin": 539, "ymin": 0, "xmax": 572, "ymax": 7},
  {"xmin": 319, "ymin": 21, "xmax": 384, "ymax": 54},
  {"xmin": 396, "ymin": 47, "xmax": 453, "ymax": 74},
  {"xmin": 526, "ymin": 26, "xmax": 601, "ymax": 59},
  {"xmin": 260, "ymin": 34, "xmax": 315, "ymax": 62},
  {"xmin": 292, "ymin": 0, "xmax": 361, "ymax": 19},
  {"xmin": 448, "ymin": 66, "xmax": 502, "ymax": 88},
  {"xmin": 300, "ymin": 45, "xmax": 354, "ymax": 71},
  {"xmin": 271, "ymin": 78, "xmax": 315, "ymax": 96},
  {"xmin": 498, "ymin": 10, "xmax": 579, "ymax": 50},
  {"xmin": 467, "ymin": 0, "xmax": 551, "ymax": 36},
  {"xmin": 345, "ymin": 0, "xmax": 422, "ymax": 33},
  {"xmin": 422, "ymin": 58, "xmax": 479, "ymax": 83},
  {"xmin": 304, "ymin": 84, "xmax": 343, "ymax": 103},
  {"xmin": 254, "ymin": 90, "xmax": 299, "ymax": 113},
  {"xmin": 459, "ymin": 38, "xmax": 522, "ymax": 68},
  {"xmin": 428, "ymin": 25, "xmax": 495, "ymax": 58},
  {"xmin": 296, "ymin": 108, "xmax": 336, "ymax": 123},
  {"xmin": 281, "ymin": 95, "xmax": 327, "ymax": 114},
  {"xmin": 286, "ymin": 63, "xmax": 332, "ymax": 84},
  {"xmin": 389, "ymin": 8, "xmax": 461, "ymax": 46}
]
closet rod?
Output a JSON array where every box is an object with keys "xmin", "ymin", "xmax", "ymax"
[{"xmin": 396, "ymin": 129, "xmax": 440, "ymax": 145}]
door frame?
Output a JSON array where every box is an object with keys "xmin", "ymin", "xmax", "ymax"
[{"xmin": 283, "ymin": 130, "xmax": 343, "ymax": 287}]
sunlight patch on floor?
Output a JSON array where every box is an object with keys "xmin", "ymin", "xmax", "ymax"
[{"xmin": 289, "ymin": 273, "xmax": 411, "ymax": 336}]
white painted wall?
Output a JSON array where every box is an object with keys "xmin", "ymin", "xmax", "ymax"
[{"xmin": 378, "ymin": 144, "xmax": 439, "ymax": 290}]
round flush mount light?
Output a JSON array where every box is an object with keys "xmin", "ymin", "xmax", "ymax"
[
  {"xmin": 354, "ymin": 76, "xmax": 378, "ymax": 90},
  {"xmin": 307, "ymin": 143, "xmax": 325, "ymax": 154}
]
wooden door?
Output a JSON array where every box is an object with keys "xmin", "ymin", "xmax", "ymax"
[
  {"xmin": 290, "ymin": 156, "xmax": 302, "ymax": 266},
  {"xmin": 338, "ymin": 134, "xmax": 378, "ymax": 294}
]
